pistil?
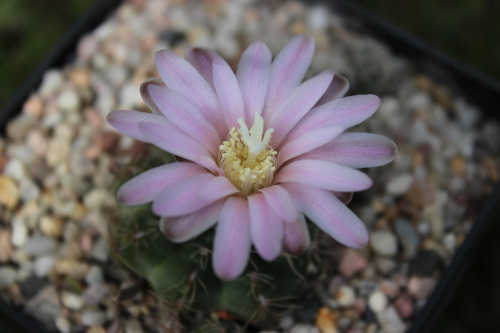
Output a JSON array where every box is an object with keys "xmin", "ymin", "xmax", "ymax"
[{"xmin": 219, "ymin": 113, "xmax": 277, "ymax": 196}]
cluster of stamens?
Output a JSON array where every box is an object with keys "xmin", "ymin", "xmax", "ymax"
[{"xmin": 218, "ymin": 113, "xmax": 277, "ymax": 196}]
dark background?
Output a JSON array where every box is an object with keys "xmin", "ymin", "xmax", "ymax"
[{"xmin": 0, "ymin": 1, "xmax": 499, "ymax": 332}]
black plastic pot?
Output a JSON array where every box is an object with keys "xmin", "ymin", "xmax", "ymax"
[{"xmin": 1, "ymin": 1, "xmax": 499, "ymax": 332}]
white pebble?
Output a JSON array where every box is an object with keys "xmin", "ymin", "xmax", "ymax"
[
  {"xmin": 376, "ymin": 306, "xmax": 406, "ymax": 333},
  {"xmin": 91, "ymin": 238, "xmax": 110, "ymax": 262},
  {"xmin": 11, "ymin": 217, "xmax": 28, "ymax": 247},
  {"xmin": 4, "ymin": 159, "xmax": 25, "ymax": 181},
  {"xmin": 307, "ymin": 6, "xmax": 329, "ymax": 31},
  {"xmin": 386, "ymin": 174, "xmax": 413, "ymax": 196},
  {"xmin": 370, "ymin": 231, "xmax": 398, "ymax": 256},
  {"xmin": 443, "ymin": 233, "xmax": 457, "ymax": 251},
  {"xmin": 55, "ymin": 316, "xmax": 71, "ymax": 333},
  {"xmin": 40, "ymin": 70, "xmax": 63, "ymax": 97},
  {"xmin": 85, "ymin": 265, "xmax": 104, "ymax": 286},
  {"xmin": 23, "ymin": 235, "xmax": 57, "ymax": 256},
  {"xmin": 368, "ymin": 290, "xmax": 388, "ymax": 312},
  {"xmin": 61, "ymin": 291, "xmax": 84, "ymax": 310},
  {"xmin": 336, "ymin": 285, "xmax": 356, "ymax": 307},
  {"xmin": 34, "ymin": 256, "xmax": 56, "ymax": 278},
  {"xmin": 81, "ymin": 310, "xmax": 106, "ymax": 326},
  {"xmin": 57, "ymin": 90, "xmax": 80, "ymax": 112}
]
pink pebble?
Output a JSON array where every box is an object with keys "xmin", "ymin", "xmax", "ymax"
[
  {"xmin": 408, "ymin": 276, "xmax": 437, "ymax": 300},
  {"xmin": 339, "ymin": 249, "xmax": 368, "ymax": 278},
  {"xmin": 394, "ymin": 293, "xmax": 414, "ymax": 319}
]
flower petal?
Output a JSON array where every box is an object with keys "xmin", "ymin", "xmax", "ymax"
[
  {"xmin": 236, "ymin": 41, "xmax": 272, "ymax": 124},
  {"xmin": 184, "ymin": 47, "xmax": 218, "ymax": 90},
  {"xmin": 140, "ymin": 78, "xmax": 166, "ymax": 115},
  {"xmin": 213, "ymin": 197, "xmax": 252, "ymax": 280},
  {"xmin": 282, "ymin": 183, "xmax": 368, "ymax": 248},
  {"xmin": 212, "ymin": 55, "xmax": 245, "ymax": 129},
  {"xmin": 117, "ymin": 162, "xmax": 207, "ymax": 205},
  {"xmin": 282, "ymin": 214, "xmax": 310, "ymax": 255},
  {"xmin": 153, "ymin": 174, "xmax": 235, "ymax": 217},
  {"xmin": 285, "ymin": 95, "xmax": 381, "ymax": 142},
  {"xmin": 268, "ymin": 71, "xmax": 334, "ymax": 147},
  {"xmin": 198, "ymin": 176, "xmax": 239, "ymax": 200},
  {"xmin": 314, "ymin": 73, "xmax": 349, "ymax": 107},
  {"xmin": 248, "ymin": 193, "xmax": 283, "ymax": 261},
  {"xmin": 275, "ymin": 159, "xmax": 373, "ymax": 192},
  {"xmin": 155, "ymin": 49, "xmax": 227, "ymax": 137},
  {"xmin": 277, "ymin": 126, "xmax": 343, "ymax": 168},
  {"xmin": 159, "ymin": 199, "xmax": 224, "ymax": 243},
  {"xmin": 107, "ymin": 110, "xmax": 169, "ymax": 142},
  {"xmin": 259, "ymin": 185, "xmax": 298, "ymax": 223},
  {"xmin": 263, "ymin": 34, "xmax": 315, "ymax": 118},
  {"xmin": 147, "ymin": 83, "xmax": 221, "ymax": 153},
  {"xmin": 137, "ymin": 122, "xmax": 221, "ymax": 173},
  {"xmin": 301, "ymin": 132, "xmax": 397, "ymax": 168}
]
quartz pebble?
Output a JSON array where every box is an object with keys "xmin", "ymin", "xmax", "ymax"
[
  {"xmin": 370, "ymin": 231, "xmax": 398, "ymax": 256},
  {"xmin": 368, "ymin": 290, "xmax": 388, "ymax": 313},
  {"xmin": 376, "ymin": 307, "xmax": 406, "ymax": 333},
  {"xmin": 82, "ymin": 309, "xmax": 106, "ymax": 326},
  {"xmin": 11, "ymin": 217, "xmax": 28, "ymax": 247},
  {"xmin": 336, "ymin": 286, "xmax": 356, "ymax": 307},
  {"xmin": 62, "ymin": 291, "xmax": 84, "ymax": 310},
  {"xmin": 23, "ymin": 236, "xmax": 57, "ymax": 256},
  {"xmin": 385, "ymin": 174, "xmax": 413, "ymax": 196},
  {"xmin": 34, "ymin": 256, "xmax": 56, "ymax": 278}
]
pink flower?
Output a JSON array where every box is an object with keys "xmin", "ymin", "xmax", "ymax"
[{"xmin": 107, "ymin": 34, "xmax": 396, "ymax": 280}]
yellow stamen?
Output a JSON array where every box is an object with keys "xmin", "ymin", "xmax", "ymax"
[{"xmin": 219, "ymin": 113, "xmax": 277, "ymax": 196}]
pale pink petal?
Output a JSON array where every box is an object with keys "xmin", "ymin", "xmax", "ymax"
[
  {"xmin": 285, "ymin": 95, "xmax": 381, "ymax": 142},
  {"xmin": 262, "ymin": 34, "xmax": 315, "ymax": 118},
  {"xmin": 152, "ymin": 173, "xmax": 213, "ymax": 217},
  {"xmin": 267, "ymin": 71, "xmax": 334, "ymax": 147},
  {"xmin": 147, "ymin": 84, "xmax": 221, "ymax": 153},
  {"xmin": 282, "ymin": 183, "xmax": 368, "ymax": 248},
  {"xmin": 140, "ymin": 78, "xmax": 166, "ymax": 115},
  {"xmin": 314, "ymin": 73, "xmax": 349, "ymax": 107},
  {"xmin": 259, "ymin": 185, "xmax": 298, "ymax": 223},
  {"xmin": 301, "ymin": 132, "xmax": 397, "ymax": 168},
  {"xmin": 275, "ymin": 159, "xmax": 373, "ymax": 192},
  {"xmin": 212, "ymin": 55, "xmax": 245, "ymax": 129},
  {"xmin": 236, "ymin": 41, "xmax": 272, "ymax": 124},
  {"xmin": 213, "ymin": 197, "xmax": 252, "ymax": 280},
  {"xmin": 282, "ymin": 214, "xmax": 310, "ymax": 255},
  {"xmin": 248, "ymin": 193, "xmax": 283, "ymax": 261},
  {"xmin": 277, "ymin": 126, "xmax": 343, "ymax": 168},
  {"xmin": 184, "ymin": 47, "xmax": 218, "ymax": 89},
  {"xmin": 137, "ymin": 122, "xmax": 220, "ymax": 172},
  {"xmin": 197, "ymin": 176, "xmax": 239, "ymax": 201},
  {"xmin": 153, "ymin": 174, "xmax": 236, "ymax": 217},
  {"xmin": 117, "ymin": 162, "xmax": 207, "ymax": 205},
  {"xmin": 159, "ymin": 200, "xmax": 224, "ymax": 243},
  {"xmin": 155, "ymin": 50, "xmax": 227, "ymax": 137},
  {"xmin": 107, "ymin": 110, "xmax": 169, "ymax": 142}
]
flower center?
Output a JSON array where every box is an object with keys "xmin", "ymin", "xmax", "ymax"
[{"xmin": 218, "ymin": 113, "xmax": 277, "ymax": 196}]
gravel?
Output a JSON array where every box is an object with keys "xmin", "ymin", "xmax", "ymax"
[{"xmin": 0, "ymin": 0, "xmax": 498, "ymax": 332}]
